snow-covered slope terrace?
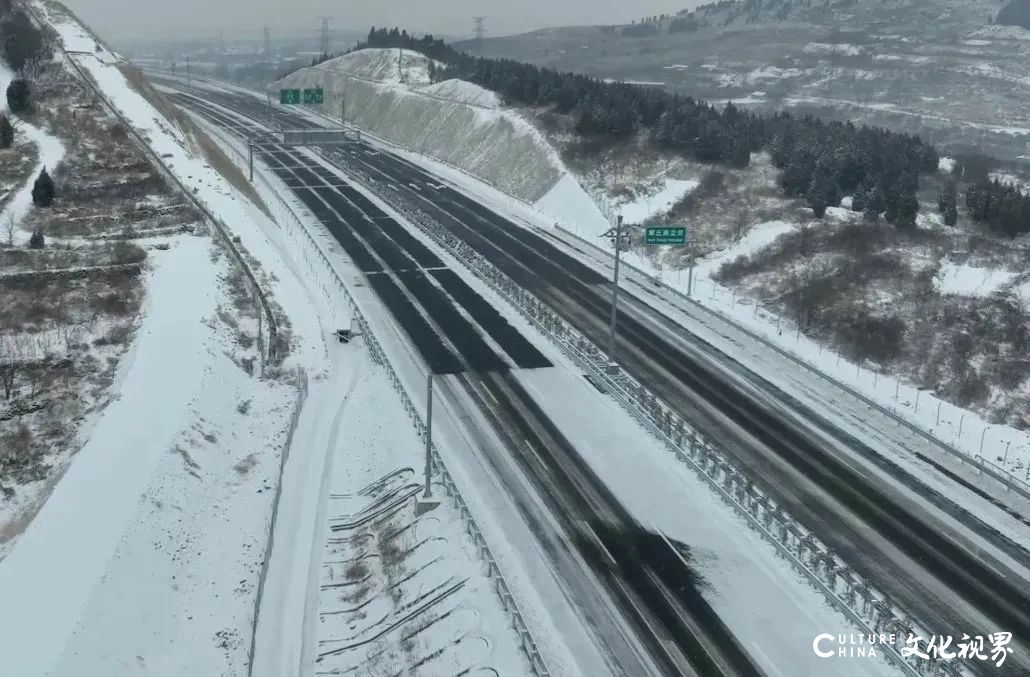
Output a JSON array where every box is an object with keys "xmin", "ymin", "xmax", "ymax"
[{"xmin": 273, "ymin": 49, "xmax": 563, "ymax": 203}]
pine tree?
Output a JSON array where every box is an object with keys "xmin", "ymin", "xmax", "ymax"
[
  {"xmin": 806, "ymin": 159, "xmax": 840, "ymax": 218},
  {"xmin": 31, "ymin": 167, "xmax": 54, "ymax": 207},
  {"xmin": 0, "ymin": 114, "xmax": 12, "ymax": 149},
  {"xmin": 864, "ymin": 186, "xmax": 884, "ymax": 222},
  {"xmin": 894, "ymin": 193, "xmax": 919, "ymax": 230},
  {"xmin": 944, "ymin": 204, "xmax": 958, "ymax": 226},
  {"xmin": 28, "ymin": 228, "xmax": 43, "ymax": 249},
  {"xmin": 6, "ymin": 78, "xmax": 29, "ymax": 113}
]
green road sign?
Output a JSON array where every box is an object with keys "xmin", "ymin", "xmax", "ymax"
[
  {"xmin": 279, "ymin": 88, "xmax": 301, "ymax": 104},
  {"xmin": 644, "ymin": 226, "xmax": 687, "ymax": 246},
  {"xmin": 303, "ymin": 87, "xmax": 324, "ymax": 104}
]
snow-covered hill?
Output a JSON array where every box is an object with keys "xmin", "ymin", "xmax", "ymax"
[{"xmin": 273, "ymin": 49, "xmax": 564, "ymax": 203}]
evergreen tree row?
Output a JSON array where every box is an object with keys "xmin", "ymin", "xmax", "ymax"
[
  {"xmin": 965, "ymin": 178, "xmax": 1030, "ymax": 238},
  {"xmin": 357, "ymin": 27, "xmax": 940, "ymax": 224}
]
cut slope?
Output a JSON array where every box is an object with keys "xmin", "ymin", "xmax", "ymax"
[{"xmin": 272, "ymin": 48, "xmax": 563, "ymax": 202}]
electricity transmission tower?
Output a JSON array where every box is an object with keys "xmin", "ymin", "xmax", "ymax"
[
  {"xmin": 319, "ymin": 17, "xmax": 332, "ymax": 57},
  {"xmin": 473, "ymin": 16, "xmax": 486, "ymax": 52},
  {"xmin": 263, "ymin": 26, "xmax": 272, "ymax": 59}
]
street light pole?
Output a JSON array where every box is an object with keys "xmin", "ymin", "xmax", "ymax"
[
  {"xmin": 604, "ymin": 215, "xmax": 625, "ymax": 372},
  {"xmin": 423, "ymin": 373, "xmax": 434, "ymax": 499}
]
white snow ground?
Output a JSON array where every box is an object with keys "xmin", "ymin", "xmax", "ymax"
[
  {"xmin": 934, "ymin": 260, "xmax": 1018, "ymax": 297},
  {"xmin": 313, "ymin": 358, "xmax": 529, "ymax": 677},
  {"xmin": 0, "ymin": 236, "xmax": 298, "ymax": 677},
  {"xmin": 618, "ymin": 178, "xmax": 699, "ymax": 225}
]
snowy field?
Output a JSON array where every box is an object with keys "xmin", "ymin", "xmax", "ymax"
[
  {"xmin": 0, "ymin": 235, "xmax": 298, "ymax": 676},
  {"xmin": 618, "ymin": 178, "xmax": 699, "ymax": 225}
]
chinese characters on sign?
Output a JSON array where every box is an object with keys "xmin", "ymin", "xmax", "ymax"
[{"xmin": 644, "ymin": 226, "xmax": 687, "ymax": 246}]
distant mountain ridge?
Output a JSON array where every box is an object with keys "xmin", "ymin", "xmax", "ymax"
[{"xmin": 463, "ymin": 0, "xmax": 1030, "ymax": 165}]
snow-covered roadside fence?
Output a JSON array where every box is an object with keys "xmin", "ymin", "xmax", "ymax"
[
  {"xmin": 197, "ymin": 127, "xmax": 554, "ymax": 676},
  {"xmin": 353, "ymin": 179, "xmax": 962, "ymax": 677},
  {"xmin": 551, "ymin": 224, "xmax": 1030, "ymax": 502},
  {"xmin": 247, "ymin": 368, "xmax": 308, "ymax": 677},
  {"xmin": 29, "ymin": 4, "xmax": 280, "ymax": 370}
]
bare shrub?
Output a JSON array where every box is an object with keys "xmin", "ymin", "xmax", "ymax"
[
  {"xmin": 836, "ymin": 311, "xmax": 907, "ymax": 364},
  {"xmin": 93, "ymin": 291, "xmax": 131, "ymax": 316},
  {"xmin": 0, "ymin": 422, "xmax": 35, "ymax": 471},
  {"xmin": 232, "ymin": 453, "xmax": 258, "ymax": 475},
  {"xmin": 3, "ymin": 214, "xmax": 14, "ymax": 246},
  {"xmin": 952, "ymin": 368, "xmax": 990, "ymax": 407},
  {"xmin": 997, "ymin": 360, "xmax": 1030, "ymax": 391},
  {"xmin": 100, "ymin": 322, "xmax": 132, "ymax": 346},
  {"xmin": 111, "ymin": 240, "xmax": 146, "ymax": 264},
  {"xmin": 108, "ymin": 122, "xmax": 128, "ymax": 140},
  {"xmin": 344, "ymin": 561, "xmax": 369, "ymax": 581},
  {"xmin": 697, "ymin": 169, "xmax": 726, "ymax": 195}
]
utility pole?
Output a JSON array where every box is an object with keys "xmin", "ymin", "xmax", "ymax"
[
  {"xmin": 424, "ymin": 373, "xmax": 434, "ymax": 499},
  {"xmin": 687, "ymin": 245, "xmax": 695, "ymax": 296},
  {"xmin": 414, "ymin": 373, "xmax": 440, "ymax": 516},
  {"xmin": 473, "ymin": 16, "xmax": 486, "ymax": 52},
  {"xmin": 601, "ymin": 215, "xmax": 631, "ymax": 373},
  {"xmin": 340, "ymin": 96, "xmax": 346, "ymax": 127},
  {"xmin": 185, "ymin": 54, "xmax": 192, "ymax": 90}
]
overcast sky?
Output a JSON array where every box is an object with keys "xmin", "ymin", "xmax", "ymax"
[{"xmin": 65, "ymin": 0, "xmax": 698, "ymax": 42}]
